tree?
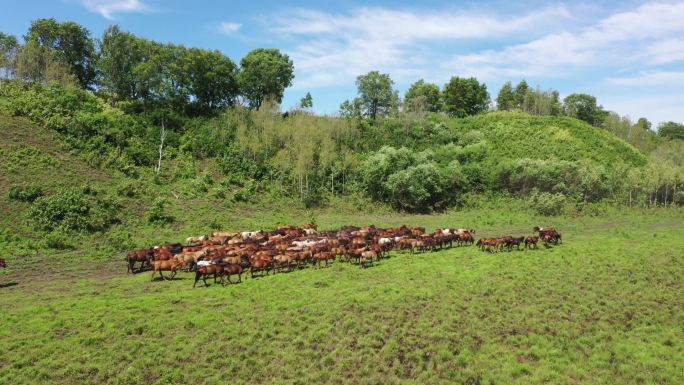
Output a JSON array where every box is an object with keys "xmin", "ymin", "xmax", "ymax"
[
  {"xmin": 514, "ymin": 80, "xmax": 529, "ymax": 109},
  {"xmin": 15, "ymin": 40, "xmax": 78, "ymax": 86},
  {"xmin": 658, "ymin": 121, "xmax": 684, "ymax": 140},
  {"xmin": 98, "ymin": 25, "xmax": 144, "ymax": 100},
  {"xmin": 563, "ymin": 93, "xmax": 606, "ymax": 126},
  {"xmin": 404, "ymin": 79, "xmax": 441, "ymax": 112},
  {"xmin": 177, "ymin": 47, "xmax": 239, "ymax": 110},
  {"xmin": 442, "ymin": 76, "xmax": 490, "ymax": 118},
  {"xmin": 352, "ymin": 71, "xmax": 399, "ymax": 119},
  {"xmin": 339, "ymin": 98, "xmax": 362, "ymax": 118},
  {"xmin": 0, "ymin": 32, "xmax": 19, "ymax": 78},
  {"xmin": 299, "ymin": 92, "xmax": 313, "ymax": 109},
  {"xmin": 635, "ymin": 117, "xmax": 652, "ymax": 131},
  {"xmin": 239, "ymin": 48, "xmax": 294, "ymax": 110},
  {"xmin": 496, "ymin": 81, "xmax": 515, "ymax": 111},
  {"xmin": 25, "ymin": 18, "xmax": 96, "ymax": 89}
]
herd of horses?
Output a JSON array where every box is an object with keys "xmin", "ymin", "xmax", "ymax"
[{"xmin": 125, "ymin": 224, "xmax": 563, "ymax": 288}]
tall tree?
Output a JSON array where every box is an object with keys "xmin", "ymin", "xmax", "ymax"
[
  {"xmin": 177, "ymin": 47, "xmax": 239, "ymax": 110},
  {"xmin": 514, "ymin": 80, "xmax": 529, "ymax": 109},
  {"xmin": 0, "ymin": 32, "xmax": 19, "ymax": 78},
  {"xmin": 563, "ymin": 93, "xmax": 606, "ymax": 126},
  {"xmin": 98, "ymin": 25, "xmax": 144, "ymax": 100},
  {"xmin": 25, "ymin": 18, "xmax": 96, "ymax": 89},
  {"xmin": 496, "ymin": 81, "xmax": 515, "ymax": 111},
  {"xmin": 239, "ymin": 48, "xmax": 294, "ymax": 110},
  {"xmin": 657, "ymin": 121, "xmax": 684, "ymax": 140},
  {"xmin": 15, "ymin": 40, "xmax": 78, "ymax": 86},
  {"xmin": 442, "ymin": 76, "xmax": 490, "ymax": 118},
  {"xmin": 352, "ymin": 71, "xmax": 399, "ymax": 119},
  {"xmin": 404, "ymin": 79, "xmax": 441, "ymax": 113}
]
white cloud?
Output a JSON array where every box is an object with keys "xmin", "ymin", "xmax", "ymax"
[
  {"xmin": 218, "ymin": 22, "xmax": 242, "ymax": 34},
  {"xmin": 267, "ymin": 5, "xmax": 573, "ymax": 89},
  {"xmin": 79, "ymin": 0, "xmax": 149, "ymax": 19},
  {"xmin": 444, "ymin": 2, "xmax": 684, "ymax": 80},
  {"xmin": 607, "ymin": 71, "xmax": 684, "ymax": 87}
]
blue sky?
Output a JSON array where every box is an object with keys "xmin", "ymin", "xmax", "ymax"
[{"xmin": 1, "ymin": 1, "xmax": 683, "ymax": 125}]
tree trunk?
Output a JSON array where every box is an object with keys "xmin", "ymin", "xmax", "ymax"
[{"xmin": 155, "ymin": 119, "xmax": 166, "ymax": 175}]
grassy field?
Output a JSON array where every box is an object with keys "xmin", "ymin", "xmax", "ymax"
[{"xmin": 1, "ymin": 207, "xmax": 682, "ymax": 385}]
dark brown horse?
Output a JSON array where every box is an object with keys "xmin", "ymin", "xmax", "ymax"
[
  {"xmin": 0, "ymin": 258, "xmax": 6, "ymax": 268},
  {"xmin": 193, "ymin": 262, "xmax": 224, "ymax": 287},
  {"xmin": 524, "ymin": 236, "xmax": 539, "ymax": 249}
]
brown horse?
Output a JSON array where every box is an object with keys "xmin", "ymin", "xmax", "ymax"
[
  {"xmin": 525, "ymin": 236, "xmax": 539, "ymax": 249},
  {"xmin": 193, "ymin": 262, "xmax": 224, "ymax": 288},
  {"xmin": 151, "ymin": 259, "xmax": 186, "ymax": 281},
  {"xmin": 223, "ymin": 264, "xmax": 244, "ymax": 284},
  {"xmin": 126, "ymin": 248, "xmax": 152, "ymax": 273},
  {"xmin": 0, "ymin": 258, "xmax": 6, "ymax": 268}
]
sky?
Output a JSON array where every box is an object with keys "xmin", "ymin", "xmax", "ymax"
[{"xmin": 1, "ymin": 0, "xmax": 683, "ymax": 125}]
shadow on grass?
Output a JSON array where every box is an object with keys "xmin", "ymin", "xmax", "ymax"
[{"xmin": 0, "ymin": 282, "xmax": 18, "ymax": 289}]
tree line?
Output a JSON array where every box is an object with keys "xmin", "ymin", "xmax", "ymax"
[{"xmin": 0, "ymin": 19, "xmax": 294, "ymax": 115}]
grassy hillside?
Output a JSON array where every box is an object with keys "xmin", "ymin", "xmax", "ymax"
[{"xmin": 454, "ymin": 112, "xmax": 647, "ymax": 166}]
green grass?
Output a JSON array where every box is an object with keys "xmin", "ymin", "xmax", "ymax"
[
  {"xmin": 0, "ymin": 105, "xmax": 682, "ymax": 384},
  {"xmin": 0, "ymin": 208, "xmax": 682, "ymax": 385}
]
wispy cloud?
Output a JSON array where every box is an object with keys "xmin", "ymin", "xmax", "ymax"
[
  {"xmin": 218, "ymin": 22, "xmax": 242, "ymax": 34},
  {"xmin": 444, "ymin": 2, "xmax": 684, "ymax": 80},
  {"xmin": 266, "ymin": 5, "xmax": 573, "ymax": 89},
  {"xmin": 607, "ymin": 71, "xmax": 684, "ymax": 87},
  {"xmin": 79, "ymin": 0, "xmax": 150, "ymax": 19}
]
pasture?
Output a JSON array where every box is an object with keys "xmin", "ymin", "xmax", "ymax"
[{"xmin": 0, "ymin": 207, "xmax": 682, "ymax": 385}]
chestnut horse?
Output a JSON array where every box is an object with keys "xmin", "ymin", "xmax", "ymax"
[
  {"xmin": 126, "ymin": 248, "xmax": 152, "ymax": 273},
  {"xmin": 151, "ymin": 260, "xmax": 186, "ymax": 281}
]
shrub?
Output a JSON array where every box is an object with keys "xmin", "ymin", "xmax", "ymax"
[
  {"xmin": 28, "ymin": 188, "xmax": 119, "ymax": 232},
  {"xmin": 8, "ymin": 185, "xmax": 43, "ymax": 202},
  {"xmin": 529, "ymin": 191, "xmax": 566, "ymax": 216},
  {"xmin": 43, "ymin": 230, "xmax": 75, "ymax": 250},
  {"xmin": 147, "ymin": 198, "xmax": 173, "ymax": 225}
]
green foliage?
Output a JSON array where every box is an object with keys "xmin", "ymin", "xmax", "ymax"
[
  {"xmin": 496, "ymin": 81, "xmax": 515, "ymax": 111},
  {"xmin": 657, "ymin": 121, "xmax": 684, "ymax": 140},
  {"xmin": 514, "ymin": 79, "xmax": 529, "ymax": 108},
  {"xmin": 442, "ymin": 76, "xmax": 490, "ymax": 118},
  {"xmin": 146, "ymin": 197, "xmax": 173, "ymax": 225},
  {"xmin": 344, "ymin": 71, "xmax": 399, "ymax": 119},
  {"xmin": 563, "ymin": 93, "xmax": 607, "ymax": 126},
  {"xmin": 43, "ymin": 229, "xmax": 75, "ymax": 249},
  {"xmin": 404, "ymin": 79, "xmax": 441, "ymax": 113},
  {"xmin": 25, "ymin": 18, "xmax": 97, "ymax": 89},
  {"xmin": 359, "ymin": 146, "xmax": 464, "ymax": 212},
  {"xmin": 28, "ymin": 188, "xmax": 119, "ymax": 232},
  {"xmin": 8, "ymin": 184, "xmax": 43, "ymax": 202},
  {"xmin": 529, "ymin": 190, "xmax": 567, "ymax": 215},
  {"xmin": 238, "ymin": 48, "xmax": 294, "ymax": 110},
  {"xmin": 299, "ymin": 92, "xmax": 313, "ymax": 109}
]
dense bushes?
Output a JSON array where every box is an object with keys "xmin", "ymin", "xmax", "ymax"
[
  {"xmin": 359, "ymin": 146, "xmax": 465, "ymax": 212},
  {"xmin": 8, "ymin": 185, "xmax": 43, "ymax": 202},
  {"xmin": 28, "ymin": 187, "xmax": 119, "ymax": 232}
]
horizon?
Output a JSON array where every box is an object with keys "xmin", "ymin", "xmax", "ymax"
[{"xmin": 1, "ymin": 0, "xmax": 683, "ymax": 125}]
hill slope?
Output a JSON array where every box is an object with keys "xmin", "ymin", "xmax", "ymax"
[{"xmin": 452, "ymin": 112, "xmax": 647, "ymax": 166}]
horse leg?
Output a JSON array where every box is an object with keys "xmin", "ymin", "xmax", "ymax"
[
  {"xmin": 193, "ymin": 271, "xmax": 200, "ymax": 288},
  {"xmin": 151, "ymin": 269, "xmax": 156, "ymax": 281}
]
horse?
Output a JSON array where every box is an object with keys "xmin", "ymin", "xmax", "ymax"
[
  {"xmin": 508, "ymin": 236, "xmax": 525, "ymax": 251},
  {"xmin": 151, "ymin": 259, "xmax": 186, "ymax": 281},
  {"xmin": 193, "ymin": 261, "xmax": 224, "ymax": 288},
  {"xmin": 360, "ymin": 250, "xmax": 376, "ymax": 268},
  {"xmin": 223, "ymin": 264, "xmax": 243, "ymax": 284},
  {"xmin": 126, "ymin": 248, "xmax": 152, "ymax": 273},
  {"xmin": 0, "ymin": 258, "xmax": 6, "ymax": 268},
  {"xmin": 524, "ymin": 236, "xmax": 539, "ymax": 249}
]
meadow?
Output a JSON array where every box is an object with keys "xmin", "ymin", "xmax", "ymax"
[{"xmin": 1, "ymin": 206, "xmax": 682, "ymax": 385}]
